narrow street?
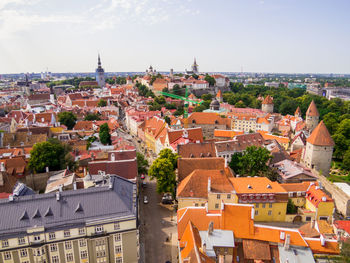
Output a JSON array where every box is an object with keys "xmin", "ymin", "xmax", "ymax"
[{"xmin": 139, "ymin": 177, "xmax": 177, "ymax": 263}]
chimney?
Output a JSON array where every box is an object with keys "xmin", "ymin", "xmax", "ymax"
[
  {"xmin": 224, "ymin": 156, "xmax": 228, "ymax": 168},
  {"xmin": 56, "ymin": 191, "xmax": 60, "ymax": 201},
  {"xmin": 311, "ymin": 219, "xmax": 315, "ymax": 229},
  {"xmin": 84, "ymin": 167, "xmax": 87, "ymax": 176},
  {"xmin": 205, "ymin": 202, "xmax": 208, "ymax": 213},
  {"xmin": 73, "ymin": 181, "xmax": 77, "ymax": 190},
  {"xmin": 0, "ymin": 162, "xmax": 5, "ymax": 172},
  {"xmin": 208, "ymin": 222, "xmax": 214, "ymax": 235},
  {"xmin": 59, "ymin": 184, "xmax": 63, "ymax": 192},
  {"xmin": 284, "ymin": 234, "xmax": 290, "ymax": 250},
  {"xmin": 46, "ymin": 166, "xmax": 49, "ymax": 173},
  {"xmin": 8, "ymin": 195, "xmax": 14, "ymax": 202},
  {"xmin": 208, "ymin": 177, "xmax": 211, "ymax": 193},
  {"xmin": 202, "ymin": 242, "xmax": 206, "ymax": 254}
]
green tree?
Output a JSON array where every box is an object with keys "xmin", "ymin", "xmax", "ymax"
[
  {"xmin": 137, "ymin": 152, "xmax": 149, "ymax": 175},
  {"xmin": 148, "ymin": 158, "xmax": 176, "ymax": 194},
  {"xmin": 58, "ymin": 112, "xmax": 77, "ymax": 130},
  {"xmin": 229, "ymin": 146, "xmax": 272, "ymax": 176},
  {"xmin": 235, "ymin": 101, "xmax": 246, "ymax": 108},
  {"xmin": 204, "ymin": 74, "xmax": 216, "ymax": 86},
  {"xmin": 29, "ymin": 139, "xmax": 76, "ymax": 173},
  {"xmin": 286, "ymin": 199, "xmax": 297, "ymax": 214},
  {"xmin": 323, "ymin": 112, "xmax": 339, "ymax": 135},
  {"xmin": 98, "ymin": 99, "xmax": 107, "ymax": 107},
  {"xmin": 172, "ymin": 84, "xmax": 185, "ymax": 96},
  {"xmin": 84, "ymin": 113, "xmax": 101, "ymax": 121},
  {"xmin": 164, "ymin": 116, "xmax": 171, "ymax": 125},
  {"xmin": 148, "ymin": 148, "xmax": 179, "ymax": 195},
  {"xmin": 99, "ymin": 123, "xmax": 111, "ymax": 145}
]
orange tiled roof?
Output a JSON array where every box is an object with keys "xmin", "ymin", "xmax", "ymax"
[
  {"xmin": 280, "ymin": 181, "xmax": 313, "ymax": 192},
  {"xmin": 258, "ymin": 131, "xmax": 289, "ymax": 144},
  {"xmin": 214, "ymin": 130, "xmax": 243, "ymax": 138},
  {"xmin": 187, "ymin": 112, "xmax": 230, "ymax": 127},
  {"xmin": 177, "ymin": 169, "xmax": 234, "ymax": 198},
  {"xmin": 262, "ymin": 95, "xmax": 273, "ymax": 104},
  {"xmin": 229, "ymin": 177, "xmax": 287, "ymax": 194},
  {"xmin": 306, "ymin": 121, "xmax": 334, "ymax": 146},
  {"xmin": 295, "ymin": 106, "xmax": 301, "ymax": 116},
  {"xmin": 306, "ymin": 184, "xmax": 333, "ymax": 208},
  {"xmin": 306, "ymin": 100, "xmax": 319, "ymax": 117}
]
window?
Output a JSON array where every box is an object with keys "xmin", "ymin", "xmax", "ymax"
[
  {"xmin": 49, "ymin": 232, "xmax": 56, "ymax": 240},
  {"xmin": 268, "ymin": 210, "xmax": 272, "ymax": 216},
  {"xmin": 2, "ymin": 239, "xmax": 9, "ymax": 248},
  {"xmin": 115, "ymin": 245, "xmax": 122, "ymax": 253},
  {"xmin": 217, "ymin": 194, "xmax": 221, "ymax": 199},
  {"xmin": 79, "ymin": 228, "xmax": 85, "ymax": 235},
  {"xmin": 115, "ymin": 234, "xmax": 121, "ymax": 242},
  {"xmin": 35, "ymin": 248, "xmax": 42, "ymax": 256},
  {"xmin": 34, "ymin": 235, "xmax": 40, "ymax": 241},
  {"xmin": 255, "ymin": 203, "xmax": 259, "ymax": 208},
  {"xmin": 262, "ymin": 203, "xmax": 266, "ymax": 208},
  {"xmin": 20, "ymin": 249, "xmax": 28, "ymax": 257},
  {"xmin": 79, "ymin": 239, "xmax": 87, "ymax": 247},
  {"xmin": 215, "ymin": 203, "xmax": 219, "ymax": 209},
  {"xmin": 269, "ymin": 203, "xmax": 272, "ymax": 208},
  {"xmin": 64, "ymin": 230, "xmax": 70, "ymax": 237},
  {"xmin": 65, "ymin": 241, "xmax": 72, "ymax": 250},
  {"xmin": 95, "ymin": 225, "xmax": 104, "ymax": 233},
  {"xmin": 114, "ymin": 223, "xmax": 120, "ymax": 230},
  {"xmin": 116, "ymin": 257, "xmax": 123, "ymax": 263},
  {"xmin": 4, "ymin": 252, "xmax": 11, "ymax": 260},
  {"xmin": 80, "ymin": 250, "xmax": 88, "ymax": 259},
  {"xmin": 50, "ymin": 244, "xmax": 58, "ymax": 252},
  {"xmin": 18, "ymin": 237, "xmax": 26, "ymax": 245},
  {"xmin": 52, "ymin": 255, "xmax": 59, "ymax": 263},
  {"xmin": 66, "ymin": 253, "xmax": 73, "ymax": 262},
  {"xmin": 227, "ymin": 194, "xmax": 231, "ymax": 199},
  {"xmin": 255, "ymin": 210, "xmax": 258, "ymax": 215},
  {"xmin": 195, "ymin": 203, "xmax": 198, "ymax": 207},
  {"xmin": 306, "ymin": 216, "xmax": 312, "ymax": 222}
]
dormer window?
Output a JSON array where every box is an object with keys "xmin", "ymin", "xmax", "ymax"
[{"xmin": 248, "ymin": 185, "xmax": 252, "ymax": 189}]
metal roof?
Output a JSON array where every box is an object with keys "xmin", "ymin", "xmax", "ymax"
[{"xmin": 0, "ymin": 175, "xmax": 136, "ymax": 238}]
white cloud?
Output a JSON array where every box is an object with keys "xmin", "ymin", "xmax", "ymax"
[{"xmin": 0, "ymin": 0, "xmax": 199, "ymax": 38}]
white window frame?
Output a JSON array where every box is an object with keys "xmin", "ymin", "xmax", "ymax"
[
  {"xmin": 95, "ymin": 225, "xmax": 104, "ymax": 233},
  {"xmin": 2, "ymin": 239, "xmax": 9, "ymax": 248},
  {"xmin": 20, "ymin": 248, "xmax": 28, "ymax": 257},
  {"xmin": 4, "ymin": 251, "xmax": 11, "ymax": 260},
  {"xmin": 65, "ymin": 241, "xmax": 72, "ymax": 250}
]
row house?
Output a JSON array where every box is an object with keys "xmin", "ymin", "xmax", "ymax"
[{"xmin": 231, "ymin": 113, "xmax": 274, "ymax": 133}]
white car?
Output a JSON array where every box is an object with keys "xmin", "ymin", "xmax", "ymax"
[{"xmin": 143, "ymin": 196, "xmax": 149, "ymax": 204}]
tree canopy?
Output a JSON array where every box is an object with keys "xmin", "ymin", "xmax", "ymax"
[
  {"xmin": 99, "ymin": 123, "xmax": 111, "ymax": 145},
  {"xmin": 29, "ymin": 139, "xmax": 76, "ymax": 173},
  {"xmin": 137, "ymin": 152, "xmax": 149, "ymax": 175},
  {"xmin": 84, "ymin": 113, "xmax": 101, "ymax": 121},
  {"xmin": 229, "ymin": 146, "xmax": 272, "ymax": 177},
  {"xmin": 58, "ymin": 112, "xmax": 77, "ymax": 130},
  {"xmin": 148, "ymin": 148, "xmax": 179, "ymax": 195},
  {"xmin": 204, "ymin": 74, "xmax": 216, "ymax": 86},
  {"xmin": 98, "ymin": 99, "xmax": 107, "ymax": 107}
]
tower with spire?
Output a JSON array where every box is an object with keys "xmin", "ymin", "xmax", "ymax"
[
  {"xmin": 95, "ymin": 54, "xmax": 105, "ymax": 87},
  {"xmin": 261, "ymin": 95, "xmax": 274, "ymax": 113},
  {"xmin": 302, "ymin": 121, "xmax": 334, "ymax": 175},
  {"xmin": 192, "ymin": 58, "xmax": 199, "ymax": 74},
  {"xmin": 305, "ymin": 100, "xmax": 319, "ymax": 132}
]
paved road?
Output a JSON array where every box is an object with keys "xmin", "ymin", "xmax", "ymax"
[{"xmin": 139, "ymin": 176, "xmax": 177, "ymax": 263}]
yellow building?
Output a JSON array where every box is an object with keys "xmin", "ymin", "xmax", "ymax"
[
  {"xmin": 305, "ymin": 184, "xmax": 334, "ymax": 221},
  {"xmin": 229, "ymin": 177, "xmax": 288, "ymax": 222},
  {"xmin": 177, "ymin": 169, "xmax": 237, "ymax": 210},
  {"xmin": 177, "ymin": 170, "xmax": 289, "ymax": 222},
  {"xmin": 0, "ymin": 176, "xmax": 138, "ymax": 263},
  {"xmin": 143, "ymin": 116, "xmax": 166, "ymax": 152}
]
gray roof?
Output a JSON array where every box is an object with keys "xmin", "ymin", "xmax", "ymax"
[
  {"xmin": 278, "ymin": 244, "xmax": 315, "ymax": 263},
  {"xmin": 0, "ymin": 175, "xmax": 136, "ymax": 238}
]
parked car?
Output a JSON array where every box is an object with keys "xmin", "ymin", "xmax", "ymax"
[
  {"xmin": 162, "ymin": 199, "xmax": 173, "ymax": 205},
  {"xmin": 143, "ymin": 196, "xmax": 148, "ymax": 204}
]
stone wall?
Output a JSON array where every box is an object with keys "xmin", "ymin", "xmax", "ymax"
[
  {"xmin": 25, "ymin": 172, "xmax": 50, "ymax": 192},
  {"xmin": 313, "ymin": 170, "xmax": 350, "ymax": 217}
]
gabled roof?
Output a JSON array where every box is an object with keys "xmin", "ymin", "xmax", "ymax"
[
  {"xmin": 306, "ymin": 184, "xmax": 333, "ymax": 208},
  {"xmin": 229, "ymin": 177, "xmax": 287, "ymax": 194},
  {"xmin": 262, "ymin": 95, "xmax": 273, "ymax": 105},
  {"xmin": 178, "ymin": 142, "xmax": 216, "ymax": 159},
  {"xmin": 295, "ymin": 106, "xmax": 302, "ymax": 116},
  {"xmin": 177, "ymin": 169, "xmax": 234, "ymax": 198},
  {"xmin": 168, "ymin": 128, "xmax": 203, "ymax": 145},
  {"xmin": 306, "ymin": 100, "xmax": 319, "ymax": 117},
  {"xmin": 306, "ymin": 121, "xmax": 334, "ymax": 146},
  {"xmin": 186, "ymin": 112, "xmax": 230, "ymax": 127},
  {"xmin": 177, "ymin": 158, "xmax": 225, "ymax": 182}
]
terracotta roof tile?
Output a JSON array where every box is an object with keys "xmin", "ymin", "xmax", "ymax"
[
  {"xmin": 306, "ymin": 184, "xmax": 333, "ymax": 208},
  {"xmin": 178, "ymin": 142, "xmax": 216, "ymax": 158},
  {"xmin": 306, "ymin": 100, "xmax": 319, "ymax": 117},
  {"xmin": 262, "ymin": 95, "xmax": 273, "ymax": 104},
  {"xmin": 306, "ymin": 121, "xmax": 334, "ymax": 146}
]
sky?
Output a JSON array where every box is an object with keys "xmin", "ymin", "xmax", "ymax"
[{"xmin": 0, "ymin": 0, "xmax": 350, "ymax": 74}]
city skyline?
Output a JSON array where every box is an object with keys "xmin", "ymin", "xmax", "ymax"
[{"xmin": 1, "ymin": 0, "xmax": 350, "ymax": 74}]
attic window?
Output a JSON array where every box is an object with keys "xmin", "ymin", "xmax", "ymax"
[
  {"xmin": 247, "ymin": 185, "xmax": 252, "ymax": 189},
  {"xmin": 190, "ymin": 154, "xmax": 194, "ymax": 158},
  {"xmin": 267, "ymin": 184, "xmax": 272, "ymax": 189},
  {"xmin": 192, "ymin": 120, "xmax": 196, "ymax": 124},
  {"xmin": 75, "ymin": 203, "xmax": 83, "ymax": 213},
  {"xmin": 200, "ymin": 153, "xmax": 204, "ymax": 158},
  {"xmin": 20, "ymin": 210, "xmax": 29, "ymax": 220},
  {"xmin": 32, "ymin": 209, "xmax": 41, "ymax": 219},
  {"xmin": 207, "ymin": 153, "xmax": 211, "ymax": 157},
  {"xmin": 45, "ymin": 207, "xmax": 53, "ymax": 217}
]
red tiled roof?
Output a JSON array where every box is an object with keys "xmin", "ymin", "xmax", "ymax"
[
  {"xmin": 307, "ymin": 121, "xmax": 334, "ymax": 146},
  {"xmin": 306, "ymin": 184, "xmax": 333, "ymax": 208},
  {"xmin": 306, "ymin": 100, "xmax": 319, "ymax": 117},
  {"xmin": 262, "ymin": 95, "xmax": 273, "ymax": 104}
]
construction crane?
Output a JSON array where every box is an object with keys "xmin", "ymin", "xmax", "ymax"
[{"xmin": 159, "ymin": 86, "xmax": 202, "ymax": 128}]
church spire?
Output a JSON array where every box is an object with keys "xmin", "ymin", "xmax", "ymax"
[{"xmin": 98, "ymin": 54, "xmax": 101, "ymax": 67}]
